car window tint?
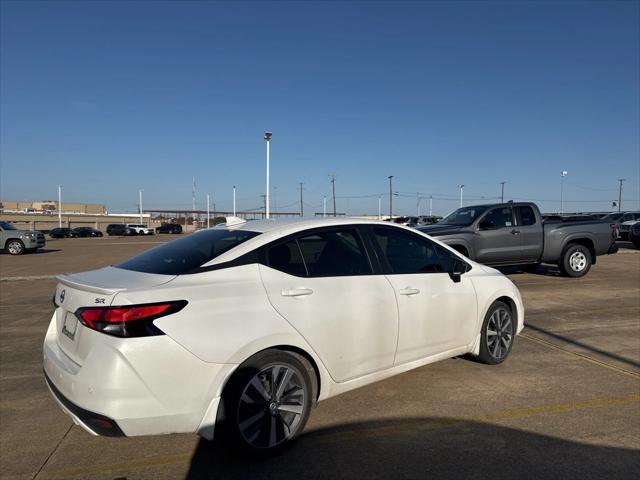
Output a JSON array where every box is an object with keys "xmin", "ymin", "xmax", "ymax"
[
  {"xmin": 298, "ymin": 229, "xmax": 371, "ymax": 276},
  {"xmin": 265, "ymin": 240, "xmax": 306, "ymax": 276},
  {"xmin": 373, "ymin": 228, "xmax": 450, "ymax": 274},
  {"xmin": 483, "ymin": 207, "xmax": 513, "ymax": 228},
  {"xmin": 518, "ymin": 206, "xmax": 536, "ymax": 226},
  {"xmin": 117, "ymin": 229, "xmax": 260, "ymax": 275}
]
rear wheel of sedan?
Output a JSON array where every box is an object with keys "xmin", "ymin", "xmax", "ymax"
[
  {"xmin": 559, "ymin": 243, "xmax": 591, "ymax": 277},
  {"xmin": 478, "ymin": 301, "xmax": 514, "ymax": 365},
  {"xmin": 222, "ymin": 350, "xmax": 314, "ymax": 454},
  {"xmin": 6, "ymin": 239, "xmax": 25, "ymax": 255}
]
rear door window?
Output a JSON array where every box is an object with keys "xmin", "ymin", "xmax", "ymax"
[
  {"xmin": 117, "ymin": 229, "xmax": 260, "ymax": 275},
  {"xmin": 517, "ymin": 206, "xmax": 537, "ymax": 226},
  {"xmin": 298, "ymin": 229, "xmax": 372, "ymax": 277}
]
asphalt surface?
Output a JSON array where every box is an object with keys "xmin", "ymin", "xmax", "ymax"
[{"xmin": 1, "ymin": 236, "xmax": 639, "ymax": 480}]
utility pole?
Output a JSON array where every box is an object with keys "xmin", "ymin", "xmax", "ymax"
[
  {"xmin": 323, "ymin": 196, "xmax": 327, "ymax": 217},
  {"xmin": 330, "ymin": 175, "xmax": 337, "ymax": 217},
  {"xmin": 617, "ymin": 178, "xmax": 626, "ymax": 212},
  {"xmin": 298, "ymin": 182, "xmax": 304, "ymax": 217},
  {"xmin": 416, "ymin": 192, "xmax": 420, "ymax": 216},
  {"xmin": 560, "ymin": 171, "xmax": 568, "ymax": 214},
  {"xmin": 457, "ymin": 184, "xmax": 464, "ymax": 208},
  {"xmin": 192, "ymin": 177, "xmax": 196, "ymax": 211},
  {"xmin": 388, "ymin": 176, "xmax": 394, "ymax": 219},
  {"xmin": 57, "ymin": 185, "xmax": 62, "ymax": 228},
  {"xmin": 233, "ymin": 185, "xmax": 236, "ymax": 216},
  {"xmin": 264, "ymin": 132, "xmax": 272, "ymax": 219},
  {"xmin": 139, "ymin": 189, "xmax": 143, "ymax": 224},
  {"xmin": 429, "ymin": 195, "xmax": 433, "ymax": 216},
  {"xmin": 206, "ymin": 193, "xmax": 210, "ymax": 228},
  {"xmin": 378, "ymin": 196, "xmax": 382, "ymax": 220},
  {"xmin": 500, "ymin": 181, "xmax": 506, "ymax": 203}
]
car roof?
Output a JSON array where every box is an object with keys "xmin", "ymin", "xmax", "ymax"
[{"xmin": 204, "ymin": 217, "xmax": 419, "ymax": 266}]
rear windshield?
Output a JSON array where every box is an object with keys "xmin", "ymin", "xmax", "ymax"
[{"xmin": 117, "ymin": 229, "xmax": 261, "ymax": 275}]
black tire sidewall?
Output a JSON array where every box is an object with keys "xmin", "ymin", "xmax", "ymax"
[
  {"xmin": 561, "ymin": 244, "xmax": 591, "ymax": 277},
  {"xmin": 222, "ymin": 350, "xmax": 313, "ymax": 453},
  {"xmin": 478, "ymin": 301, "xmax": 514, "ymax": 365}
]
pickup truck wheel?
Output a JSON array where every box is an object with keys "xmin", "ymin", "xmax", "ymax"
[
  {"xmin": 560, "ymin": 243, "xmax": 591, "ymax": 277},
  {"xmin": 6, "ymin": 239, "xmax": 25, "ymax": 255},
  {"xmin": 478, "ymin": 301, "xmax": 514, "ymax": 365}
]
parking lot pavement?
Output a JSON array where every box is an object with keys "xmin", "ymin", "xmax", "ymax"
[{"xmin": 1, "ymin": 238, "xmax": 638, "ymax": 479}]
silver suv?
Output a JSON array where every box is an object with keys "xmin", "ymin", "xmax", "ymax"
[{"xmin": 0, "ymin": 221, "xmax": 46, "ymax": 255}]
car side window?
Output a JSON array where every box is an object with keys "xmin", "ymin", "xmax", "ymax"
[
  {"xmin": 265, "ymin": 240, "xmax": 307, "ymax": 276},
  {"xmin": 372, "ymin": 227, "xmax": 451, "ymax": 274},
  {"xmin": 517, "ymin": 206, "xmax": 536, "ymax": 226},
  {"xmin": 480, "ymin": 207, "xmax": 514, "ymax": 229},
  {"xmin": 298, "ymin": 229, "xmax": 371, "ymax": 276}
]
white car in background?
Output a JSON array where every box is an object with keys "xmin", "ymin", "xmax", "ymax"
[
  {"xmin": 43, "ymin": 217, "xmax": 524, "ymax": 453},
  {"xmin": 125, "ymin": 224, "xmax": 152, "ymax": 235}
]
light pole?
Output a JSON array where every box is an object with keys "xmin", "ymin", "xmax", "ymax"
[
  {"xmin": 233, "ymin": 185, "xmax": 236, "ymax": 216},
  {"xmin": 264, "ymin": 132, "xmax": 272, "ymax": 219},
  {"xmin": 57, "ymin": 185, "xmax": 62, "ymax": 228},
  {"xmin": 330, "ymin": 175, "xmax": 337, "ymax": 217},
  {"xmin": 617, "ymin": 178, "xmax": 626, "ymax": 212},
  {"xmin": 429, "ymin": 195, "xmax": 433, "ymax": 216},
  {"xmin": 457, "ymin": 184, "xmax": 464, "ymax": 208},
  {"xmin": 388, "ymin": 176, "xmax": 394, "ymax": 219},
  {"xmin": 298, "ymin": 182, "xmax": 304, "ymax": 217},
  {"xmin": 560, "ymin": 171, "xmax": 568, "ymax": 213},
  {"xmin": 500, "ymin": 181, "xmax": 506, "ymax": 203},
  {"xmin": 139, "ymin": 189, "xmax": 143, "ymax": 224},
  {"xmin": 378, "ymin": 196, "xmax": 382, "ymax": 220},
  {"xmin": 206, "ymin": 193, "xmax": 210, "ymax": 228}
]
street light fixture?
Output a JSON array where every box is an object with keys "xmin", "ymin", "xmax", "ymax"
[
  {"xmin": 264, "ymin": 132, "xmax": 272, "ymax": 219},
  {"xmin": 457, "ymin": 184, "xmax": 464, "ymax": 208},
  {"xmin": 560, "ymin": 171, "xmax": 568, "ymax": 214}
]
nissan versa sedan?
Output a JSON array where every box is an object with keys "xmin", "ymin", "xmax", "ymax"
[{"xmin": 43, "ymin": 217, "xmax": 524, "ymax": 453}]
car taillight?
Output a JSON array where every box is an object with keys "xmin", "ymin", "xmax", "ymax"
[{"xmin": 75, "ymin": 301, "xmax": 187, "ymax": 338}]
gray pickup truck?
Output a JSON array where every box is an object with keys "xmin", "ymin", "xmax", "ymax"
[
  {"xmin": 0, "ymin": 221, "xmax": 46, "ymax": 255},
  {"xmin": 418, "ymin": 202, "xmax": 618, "ymax": 277}
]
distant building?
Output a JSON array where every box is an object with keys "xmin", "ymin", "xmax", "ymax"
[{"xmin": 0, "ymin": 200, "xmax": 106, "ymax": 214}]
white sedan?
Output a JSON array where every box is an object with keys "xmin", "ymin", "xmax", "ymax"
[{"xmin": 43, "ymin": 217, "xmax": 524, "ymax": 453}]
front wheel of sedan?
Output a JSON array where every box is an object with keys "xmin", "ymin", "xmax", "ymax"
[
  {"xmin": 478, "ymin": 301, "xmax": 515, "ymax": 365},
  {"xmin": 222, "ymin": 350, "xmax": 314, "ymax": 454}
]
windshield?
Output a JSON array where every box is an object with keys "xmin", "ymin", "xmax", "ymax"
[
  {"xmin": 602, "ymin": 213, "xmax": 624, "ymax": 221},
  {"xmin": 437, "ymin": 206, "xmax": 489, "ymax": 226},
  {"xmin": 117, "ymin": 229, "xmax": 261, "ymax": 275},
  {"xmin": 0, "ymin": 221, "xmax": 17, "ymax": 230}
]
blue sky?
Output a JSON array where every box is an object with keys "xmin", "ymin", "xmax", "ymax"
[{"xmin": 1, "ymin": 0, "xmax": 638, "ymax": 216}]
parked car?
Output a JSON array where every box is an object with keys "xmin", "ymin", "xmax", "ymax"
[
  {"xmin": 126, "ymin": 224, "xmax": 153, "ymax": 235},
  {"xmin": 155, "ymin": 223, "xmax": 182, "ymax": 234},
  {"xmin": 0, "ymin": 221, "xmax": 45, "ymax": 255},
  {"xmin": 417, "ymin": 202, "xmax": 618, "ymax": 277},
  {"xmin": 629, "ymin": 221, "xmax": 640, "ymax": 249},
  {"xmin": 73, "ymin": 227, "xmax": 104, "ymax": 238},
  {"xmin": 601, "ymin": 211, "xmax": 640, "ymax": 239},
  {"xmin": 49, "ymin": 227, "xmax": 79, "ymax": 239},
  {"xmin": 106, "ymin": 224, "xmax": 134, "ymax": 236},
  {"xmin": 44, "ymin": 217, "xmax": 523, "ymax": 453}
]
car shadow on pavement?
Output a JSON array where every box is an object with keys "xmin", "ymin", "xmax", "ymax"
[
  {"xmin": 185, "ymin": 417, "xmax": 638, "ymax": 480},
  {"xmin": 497, "ymin": 265, "xmax": 562, "ymax": 277}
]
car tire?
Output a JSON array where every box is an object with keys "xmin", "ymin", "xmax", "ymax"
[
  {"xmin": 6, "ymin": 239, "xmax": 25, "ymax": 255},
  {"xmin": 477, "ymin": 301, "xmax": 515, "ymax": 365},
  {"xmin": 559, "ymin": 243, "xmax": 591, "ymax": 277},
  {"xmin": 221, "ymin": 349, "xmax": 314, "ymax": 454}
]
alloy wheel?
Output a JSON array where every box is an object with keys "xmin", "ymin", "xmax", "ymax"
[
  {"xmin": 486, "ymin": 307, "xmax": 513, "ymax": 361},
  {"xmin": 237, "ymin": 364, "xmax": 306, "ymax": 449}
]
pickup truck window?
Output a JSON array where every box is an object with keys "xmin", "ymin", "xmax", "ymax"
[
  {"xmin": 517, "ymin": 206, "xmax": 537, "ymax": 226},
  {"xmin": 480, "ymin": 207, "xmax": 514, "ymax": 230},
  {"xmin": 438, "ymin": 206, "xmax": 488, "ymax": 226},
  {"xmin": 373, "ymin": 227, "xmax": 451, "ymax": 274}
]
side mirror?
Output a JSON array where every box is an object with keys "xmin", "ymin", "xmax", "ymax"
[{"xmin": 449, "ymin": 259, "xmax": 467, "ymax": 283}]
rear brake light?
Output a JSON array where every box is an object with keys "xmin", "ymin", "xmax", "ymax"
[{"xmin": 75, "ymin": 301, "xmax": 187, "ymax": 338}]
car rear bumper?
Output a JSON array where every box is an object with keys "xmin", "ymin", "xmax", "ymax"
[{"xmin": 43, "ymin": 312, "xmax": 232, "ymax": 438}]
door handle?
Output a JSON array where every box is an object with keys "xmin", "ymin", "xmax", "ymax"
[
  {"xmin": 511, "ymin": 229, "xmax": 520, "ymax": 235},
  {"xmin": 281, "ymin": 288, "xmax": 314, "ymax": 297},
  {"xmin": 399, "ymin": 287, "xmax": 420, "ymax": 296}
]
